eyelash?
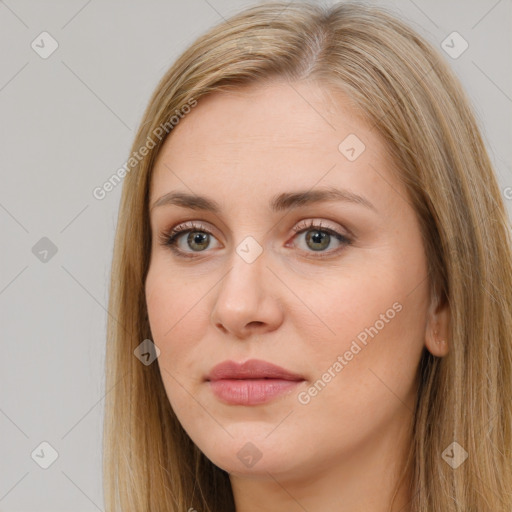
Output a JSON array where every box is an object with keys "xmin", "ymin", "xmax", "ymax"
[{"xmin": 158, "ymin": 219, "xmax": 353, "ymax": 260}]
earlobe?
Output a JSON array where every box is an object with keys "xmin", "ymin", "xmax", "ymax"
[
  {"xmin": 425, "ymin": 298, "xmax": 450, "ymax": 357},
  {"xmin": 431, "ymin": 327, "xmax": 448, "ymax": 356}
]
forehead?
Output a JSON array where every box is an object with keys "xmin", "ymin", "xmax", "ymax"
[
  {"xmin": 149, "ymin": 80, "xmax": 399, "ymax": 209},
  {"xmin": 155, "ymin": 81, "xmax": 368, "ymax": 159}
]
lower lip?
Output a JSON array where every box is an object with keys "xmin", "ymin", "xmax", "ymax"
[{"xmin": 208, "ymin": 379, "xmax": 304, "ymax": 405}]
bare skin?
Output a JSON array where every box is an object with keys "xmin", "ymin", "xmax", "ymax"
[{"xmin": 145, "ymin": 79, "xmax": 450, "ymax": 512}]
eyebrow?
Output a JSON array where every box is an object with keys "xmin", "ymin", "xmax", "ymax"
[{"xmin": 150, "ymin": 186, "xmax": 377, "ymax": 214}]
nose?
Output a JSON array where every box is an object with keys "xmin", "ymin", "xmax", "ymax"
[{"xmin": 210, "ymin": 245, "xmax": 284, "ymax": 339}]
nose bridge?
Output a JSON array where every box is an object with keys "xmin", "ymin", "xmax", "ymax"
[
  {"xmin": 218, "ymin": 238, "xmax": 266, "ymax": 308},
  {"xmin": 210, "ymin": 236, "xmax": 282, "ymax": 335}
]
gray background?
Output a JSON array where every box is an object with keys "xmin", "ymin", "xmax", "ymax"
[{"xmin": 0, "ymin": 0, "xmax": 510, "ymax": 510}]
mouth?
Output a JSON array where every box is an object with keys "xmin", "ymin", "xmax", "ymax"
[{"xmin": 205, "ymin": 359, "xmax": 306, "ymax": 405}]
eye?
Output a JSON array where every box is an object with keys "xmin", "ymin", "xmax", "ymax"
[
  {"xmin": 288, "ymin": 219, "xmax": 352, "ymax": 258},
  {"xmin": 158, "ymin": 221, "xmax": 221, "ymax": 258},
  {"xmin": 158, "ymin": 219, "xmax": 352, "ymax": 259}
]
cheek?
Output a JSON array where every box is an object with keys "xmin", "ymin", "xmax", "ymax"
[
  {"xmin": 291, "ymin": 279, "xmax": 425, "ymax": 451},
  {"xmin": 298, "ymin": 255, "xmax": 428, "ymax": 397},
  {"xmin": 145, "ymin": 265, "xmax": 213, "ymax": 430},
  {"xmin": 145, "ymin": 263, "xmax": 209, "ymax": 373},
  {"xmin": 295, "ymin": 266, "xmax": 399, "ymax": 349}
]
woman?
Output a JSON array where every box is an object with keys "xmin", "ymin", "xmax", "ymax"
[{"xmin": 102, "ymin": 2, "xmax": 512, "ymax": 511}]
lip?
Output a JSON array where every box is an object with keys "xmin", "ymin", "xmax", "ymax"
[
  {"xmin": 206, "ymin": 358, "xmax": 304, "ymax": 381},
  {"xmin": 205, "ymin": 359, "xmax": 305, "ymax": 405}
]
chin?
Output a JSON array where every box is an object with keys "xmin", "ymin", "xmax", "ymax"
[{"xmin": 194, "ymin": 428, "xmax": 301, "ymax": 477}]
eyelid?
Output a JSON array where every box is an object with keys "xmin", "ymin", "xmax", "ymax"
[{"xmin": 291, "ymin": 218, "xmax": 346, "ymax": 236}]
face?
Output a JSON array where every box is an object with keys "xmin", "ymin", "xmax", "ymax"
[{"xmin": 145, "ymin": 80, "xmax": 438, "ymax": 480}]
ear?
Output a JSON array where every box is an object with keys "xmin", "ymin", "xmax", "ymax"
[{"xmin": 425, "ymin": 294, "xmax": 450, "ymax": 357}]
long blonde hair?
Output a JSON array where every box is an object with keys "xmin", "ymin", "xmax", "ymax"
[{"xmin": 103, "ymin": 2, "xmax": 512, "ymax": 510}]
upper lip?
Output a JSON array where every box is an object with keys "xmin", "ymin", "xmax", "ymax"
[{"xmin": 206, "ymin": 359, "xmax": 305, "ymax": 381}]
